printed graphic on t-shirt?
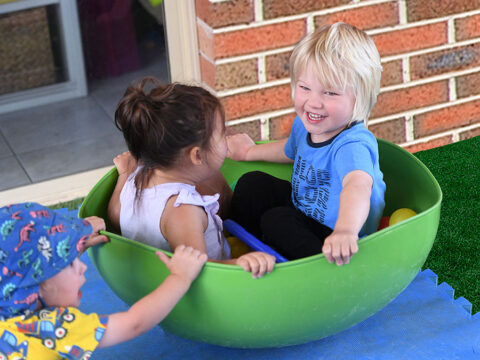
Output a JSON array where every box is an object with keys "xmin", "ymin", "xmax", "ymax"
[
  {"xmin": 292, "ymin": 155, "xmax": 331, "ymax": 223},
  {"xmin": 0, "ymin": 307, "xmax": 106, "ymax": 359}
]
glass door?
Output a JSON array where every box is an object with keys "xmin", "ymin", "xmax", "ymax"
[{"xmin": 77, "ymin": 0, "xmax": 169, "ymax": 108}]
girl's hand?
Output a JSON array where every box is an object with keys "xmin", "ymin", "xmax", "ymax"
[
  {"xmin": 114, "ymin": 151, "xmax": 137, "ymax": 176},
  {"xmin": 235, "ymin": 252, "xmax": 276, "ymax": 279},
  {"xmin": 322, "ymin": 230, "xmax": 359, "ymax": 266},
  {"xmin": 227, "ymin": 133, "xmax": 255, "ymax": 161},
  {"xmin": 156, "ymin": 245, "xmax": 208, "ymax": 285}
]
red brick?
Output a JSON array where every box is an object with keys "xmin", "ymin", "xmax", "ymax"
[
  {"xmin": 369, "ymin": 118, "xmax": 406, "ymax": 144},
  {"xmin": 221, "ymin": 84, "xmax": 293, "ymax": 120},
  {"xmin": 459, "ymin": 126, "xmax": 480, "ymax": 141},
  {"xmin": 456, "ymin": 14, "xmax": 480, "ymax": 41},
  {"xmin": 315, "ymin": 2, "xmax": 399, "ymax": 31},
  {"xmin": 216, "ymin": 59, "xmax": 258, "ymax": 91},
  {"xmin": 226, "ymin": 120, "xmax": 262, "ymax": 141},
  {"xmin": 381, "ymin": 60, "xmax": 403, "ymax": 87},
  {"xmin": 373, "ymin": 22, "xmax": 447, "ymax": 57},
  {"xmin": 266, "ymin": 51, "xmax": 292, "ymax": 81},
  {"xmin": 197, "ymin": 22, "xmax": 214, "ymax": 60},
  {"xmin": 214, "ymin": 20, "xmax": 306, "ymax": 59},
  {"xmin": 404, "ymin": 135, "xmax": 453, "ymax": 153},
  {"xmin": 263, "ymin": 0, "xmax": 348, "ymax": 20},
  {"xmin": 456, "ymin": 71, "xmax": 480, "ymax": 99},
  {"xmin": 199, "ymin": 55, "xmax": 215, "ymax": 89},
  {"xmin": 195, "ymin": 0, "xmax": 254, "ymax": 28},
  {"xmin": 195, "ymin": 0, "xmax": 211, "ymax": 23},
  {"xmin": 371, "ymin": 81, "xmax": 449, "ymax": 118},
  {"xmin": 414, "ymin": 100, "xmax": 480, "ymax": 137},
  {"xmin": 407, "ymin": 0, "xmax": 480, "ymax": 22},
  {"xmin": 269, "ymin": 112, "xmax": 296, "ymax": 139},
  {"xmin": 410, "ymin": 43, "xmax": 480, "ymax": 80}
]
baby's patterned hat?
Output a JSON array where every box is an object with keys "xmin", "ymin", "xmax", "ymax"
[{"xmin": 0, "ymin": 202, "xmax": 92, "ymax": 319}]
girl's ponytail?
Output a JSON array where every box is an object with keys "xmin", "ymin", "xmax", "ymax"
[{"xmin": 114, "ymin": 77, "xmax": 225, "ymax": 202}]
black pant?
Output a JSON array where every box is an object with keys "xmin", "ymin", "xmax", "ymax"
[{"xmin": 230, "ymin": 171, "xmax": 333, "ymax": 260}]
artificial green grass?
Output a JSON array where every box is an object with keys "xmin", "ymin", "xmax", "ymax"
[
  {"xmin": 414, "ymin": 136, "xmax": 480, "ymax": 314},
  {"xmin": 48, "ymin": 197, "xmax": 84, "ymax": 211}
]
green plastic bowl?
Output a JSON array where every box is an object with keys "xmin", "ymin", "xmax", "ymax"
[{"xmin": 79, "ymin": 139, "xmax": 442, "ymax": 348}]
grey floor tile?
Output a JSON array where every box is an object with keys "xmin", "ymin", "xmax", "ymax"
[
  {"xmin": 89, "ymin": 52, "xmax": 169, "ymax": 93},
  {"xmin": 0, "ymin": 52, "xmax": 167, "ymax": 188},
  {"xmin": 0, "ymin": 156, "xmax": 31, "ymax": 191},
  {"xmin": 0, "ymin": 132, "xmax": 13, "ymax": 159},
  {"xmin": 18, "ymin": 134, "xmax": 127, "ymax": 183},
  {"xmin": 0, "ymin": 97, "xmax": 117, "ymax": 154},
  {"xmin": 90, "ymin": 87, "xmax": 126, "ymax": 122},
  {"xmin": 89, "ymin": 57, "xmax": 169, "ymax": 120}
]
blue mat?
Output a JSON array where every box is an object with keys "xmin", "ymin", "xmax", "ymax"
[{"xmin": 60, "ymin": 209, "xmax": 480, "ymax": 359}]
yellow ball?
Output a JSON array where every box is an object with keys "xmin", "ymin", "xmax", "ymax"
[
  {"xmin": 389, "ymin": 208, "xmax": 417, "ymax": 226},
  {"xmin": 226, "ymin": 236, "xmax": 251, "ymax": 258}
]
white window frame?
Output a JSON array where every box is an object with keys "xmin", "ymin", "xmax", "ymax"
[
  {"xmin": 163, "ymin": 0, "xmax": 201, "ymax": 83},
  {"xmin": 0, "ymin": 0, "xmax": 201, "ymax": 114}
]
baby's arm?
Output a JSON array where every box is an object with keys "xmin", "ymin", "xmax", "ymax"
[
  {"xmin": 322, "ymin": 170, "xmax": 372, "ymax": 266},
  {"xmin": 107, "ymin": 151, "xmax": 138, "ymax": 231},
  {"xmin": 97, "ymin": 245, "xmax": 207, "ymax": 348},
  {"xmin": 227, "ymin": 134, "xmax": 292, "ymax": 163}
]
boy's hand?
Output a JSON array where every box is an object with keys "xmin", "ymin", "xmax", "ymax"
[
  {"xmin": 82, "ymin": 216, "xmax": 109, "ymax": 249},
  {"xmin": 236, "ymin": 252, "xmax": 275, "ymax": 279},
  {"xmin": 114, "ymin": 151, "xmax": 137, "ymax": 176},
  {"xmin": 227, "ymin": 133, "xmax": 255, "ymax": 161},
  {"xmin": 156, "ymin": 245, "xmax": 208, "ymax": 285},
  {"xmin": 322, "ymin": 230, "xmax": 358, "ymax": 266}
]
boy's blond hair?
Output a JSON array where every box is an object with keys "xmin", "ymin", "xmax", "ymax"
[{"xmin": 289, "ymin": 22, "xmax": 382, "ymax": 125}]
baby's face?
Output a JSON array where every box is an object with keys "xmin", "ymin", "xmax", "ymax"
[
  {"xmin": 40, "ymin": 257, "xmax": 87, "ymax": 308},
  {"xmin": 294, "ymin": 61, "xmax": 355, "ymax": 143}
]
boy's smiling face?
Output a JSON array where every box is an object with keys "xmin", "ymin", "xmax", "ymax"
[
  {"xmin": 294, "ymin": 61, "xmax": 355, "ymax": 143},
  {"xmin": 40, "ymin": 257, "xmax": 87, "ymax": 308}
]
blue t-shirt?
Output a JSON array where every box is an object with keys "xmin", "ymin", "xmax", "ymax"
[{"xmin": 284, "ymin": 117, "xmax": 386, "ymax": 237}]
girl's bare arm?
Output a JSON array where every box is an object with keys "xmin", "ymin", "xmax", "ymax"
[
  {"xmin": 162, "ymin": 200, "xmax": 275, "ymax": 278},
  {"xmin": 107, "ymin": 152, "xmax": 138, "ymax": 231}
]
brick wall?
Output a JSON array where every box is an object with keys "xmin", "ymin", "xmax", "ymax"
[{"xmin": 195, "ymin": 0, "xmax": 480, "ymax": 152}]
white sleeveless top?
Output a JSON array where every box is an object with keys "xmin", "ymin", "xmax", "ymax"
[{"xmin": 119, "ymin": 169, "xmax": 230, "ymax": 260}]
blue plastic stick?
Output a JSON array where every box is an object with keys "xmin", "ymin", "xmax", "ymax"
[{"xmin": 224, "ymin": 219, "xmax": 289, "ymax": 263}]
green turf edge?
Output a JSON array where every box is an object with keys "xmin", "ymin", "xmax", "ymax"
[
  {"xmin": 48, "ymin": 197, "xmax": 85, "ymax": 211},
  {"xmin": 414, "ymin": 136, "xmax": 479, "ymax": 314}
]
